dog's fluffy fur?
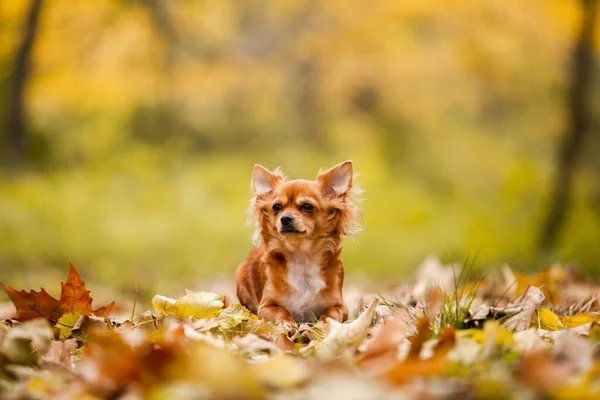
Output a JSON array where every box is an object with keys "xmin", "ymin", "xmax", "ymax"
[{"xmin": 236, "ymin": 161, "xmax": 361, "ymax": 327}]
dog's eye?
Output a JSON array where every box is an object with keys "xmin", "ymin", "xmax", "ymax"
[
  {"xmin": 272, "ymin": 203, "xmax": 283, "ymax": 213},
  {"xmin": 300, "ymin": 203, "xmax": 315, "ymax": 212}
]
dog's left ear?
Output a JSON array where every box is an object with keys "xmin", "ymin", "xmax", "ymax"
[
  {"xmin": 252, "ymin": 164, "xmax": 283, "ymax": 196},
  {"xmin": 318, "ymin": 160, "xmax": 353, "ymax": 197}
]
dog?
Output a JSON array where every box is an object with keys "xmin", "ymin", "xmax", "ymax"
[{"xmin": 236, "ymin": 161, "xmax": 361, "ymax": 328}]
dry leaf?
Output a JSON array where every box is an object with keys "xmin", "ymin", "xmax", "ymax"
[
  {"xmin": 1, "ymin": 318, "xmax": 53, "ymax": 365},
  {"xmin": 310, "ymin": 299, "xmax": 378, "ymax": 360},
  {"xmin": 40, "ymin": 338, "xmax": 78, "ymax": 368},
  {"xmin": 1, "ymin": 264, "xmax": 114, "ymax": 322},
  {"xmin": 254, "ymin": 354, "xmax": 309, "ymax": 389},
  {"xmin": 501, "ymin": 286, "xmax": 545, "ymax": 332},
  {"xmin": 152, "ymin": 290, "xmax": 225, "ymax": 319},
  {"xmin": 358, "ymin": 308, "xmax": 408, "ymax": 370},
  {"xmin": 515, "ymin": 351, "xmax": 573, "ymax": 392}
]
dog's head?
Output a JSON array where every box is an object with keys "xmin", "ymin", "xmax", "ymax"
[{"xmin": 248, "ymin": 161, "xmax": 362, "ymax": 245}]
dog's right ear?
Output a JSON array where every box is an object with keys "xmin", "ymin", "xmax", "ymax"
[{"xmin": 252, "ymin": 164, "xmax": 283, "ymax": 195}]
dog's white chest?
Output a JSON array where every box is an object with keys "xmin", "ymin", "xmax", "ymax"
[{"xmin": 285, "ymin": 261, "xmax": 325, "ymax": 322}]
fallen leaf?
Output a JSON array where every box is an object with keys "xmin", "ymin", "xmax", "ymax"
[
  {"xmin": 514, "ymin": 328, "xmax": 551, "ymax": 353},
  {"xmin": 501, "ymin": 286, "xmax": 545, "ymax": 332},
  {"xmin": 254, "ymin": 354, "xmax": 308, "ymax": 389},
  {"xmin": 217, "ymin": 303, "xmax": 257, "ymax": 330},
  {"xmin": 233, "ymin": 333, "xmax": 281, "ymax": 358},
  {"xmin": 55, "ymin": 312, "xmax": 83, "ymax": 340},
  {"xmin": 80, "ymin": 329, "xmax": 182, "ymax": 396},
  {"xmin": 515, "ymin": 351, "xmax": 573, "ymax": 392},
  {"xmin": 0, "ymin": 285, "xmax": 61, "ymax": 322},
  {"xmin": 310, "ymin": 299, "xmax": 378, "ymax": 360},
  {"xmin": 275, "ymin": 333, "xmax": 296, "ymax": 352},
  {"xmin": 478, "ymin": 320, "xmax": 515, "ymax": 357},
  {"xmin": 152, "ymin": 290, "xmax": 225, "ymax": 319},
  {"xmin": 513, "ymin": 267, "xmax": 562, "ymax": 306},
  {"xmin": 358, "ymin": 308, "xmax": 408, "ymax": 369},
  {"xmin": 1, "ymin": 264, "xmax": 114, "ymax": 323},
  {"xmin": 385, "ymin": 349, "xmax": 453, "ymax": 385},
  {"xmin": 553, "ymin": 330, "xmax": 595, "ymax": 372},
  {"xmin": 172, "ymin": 342, "xmax": 263, "ymax": 399},
  {"xmin": 407, "ymin": 317, "xmax": 431, "ymax": 358},
  {"xmin": 385, "ymin": 321, "xmax": 457, "ymax": 385},
  {"xmin": 559, "ymin": 312, "xmax": 600, "ymax": 328},
  {"xmin": 538, "ymin": 323, "xmax": 594, "ymax": 340},
  {"xmin": 469, "ymin": 302, "xmax": 490, "ymax": 320},
  {"xmin": 40, "ymin": 338, "xmax": 78, "ymax": 368},
  {"xmin": 433, "ymin": 326, "xmax": 456, "ymax": 357},
  {"xmin": 589, "ymin": 323, "xmax": 600, "ymax": 342},
  {"xmin": 1, "ymin": 319, "xmax": 53, "ymax": 365},
  {"xmin": 537, "ymin": 308, "xmax": 565, "ymax": 331}
]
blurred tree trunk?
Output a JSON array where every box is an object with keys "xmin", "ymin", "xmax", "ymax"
[
  {"xmin": 539, "ymin": 0, "xmax": 597, "ymax": 254},
  {"xmin": 292, "ymin": 57, "xmax": 327, "ymax": 149},
  {"xmin": 3, "ymin": 0, "xmax": 44, "ymax": 169},
  {"xmin": 138, "ymin": 0, "xmax": 176, "ymax": 99}
]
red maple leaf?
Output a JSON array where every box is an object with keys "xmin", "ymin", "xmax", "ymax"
[
  {"xmin": 1, "ymin": 264, "xmax": 115, "ymax": 322},
  {"xmin": 0, "ymin": 285, "xmax": 61, "ymax": 321}
]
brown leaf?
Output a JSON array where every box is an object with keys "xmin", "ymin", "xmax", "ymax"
[
  {"xmin": 59, "ymin": 264, "xmax": 115, "ymax": 317},
  {"xmin": 0, "ymin": 284, "xmax": 61, "ymax": 322},
  {"xmin": 1, "ymin": 264, "xmax": 115, "ymax": 322},
  {"xmin": 92, "ymin": 301, "xmax": 115, "ymax": 317},
  {"xmin": 433, "ymin": 326, "xmax": 456, "ymax": 357},
  {"xmin": 58, "ymin": 264, "xmax": 93, "ymax": 315},
  {"xmin": 358, "ymin": 308, "xmax": 407, "ymax": 366},
  {"xmin": 275, "ymin": 333, "xmax": 296, "ymax": 352},
  {"xmin": 385, "ymin": 324, "xmax": 456, "ymax": 385},
  {"xmin": 407, "ymin": 317, "xmax": 431, "ymax": 358},
  {"xmin": 40, "ymin": 338, "xmax": 78, "ymax": 368},
  {"xmin": 426, "ymin": 286, "xmax": 445, "ymax": 319},
  {"xmin": 515, "ymin": 351, "xmax": 573, "ymax": 392},
  {"xmin": 385, "ymin": 354, "xmax": 451, "ymax": 385},
  {"xmin": 80, "ymin": 330, "xmax": 182, "ymax": 395}
]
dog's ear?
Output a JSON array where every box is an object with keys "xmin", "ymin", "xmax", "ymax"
[
  {"xmin": 317, "ymin": 160, "xmax": 353, "ymax": 197},
  {"xmin": 252, "ymin": 164, "xmax": 283, "ymax": 195}
]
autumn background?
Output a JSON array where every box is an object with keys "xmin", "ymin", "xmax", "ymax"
[{"xmin": 1, "ymin": 1, "xmax": 599, "ymax": 300}]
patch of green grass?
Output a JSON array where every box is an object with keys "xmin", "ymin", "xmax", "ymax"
[{"xmin": 2, "ymin": 144, "xmax": 600, "ymax": 295}]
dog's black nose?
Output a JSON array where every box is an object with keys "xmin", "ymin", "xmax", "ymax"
[{"xmin": 281, "ymin": 214, "xmax": 294, "ymax": 225}]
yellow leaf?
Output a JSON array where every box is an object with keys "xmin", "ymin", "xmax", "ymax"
[
  {"xmin": 513, "ymin": 268, "xmax": 562, "ymax": 305},
  {"xmin": 537, "ymin": 308, "xmax": 565, "ymax": 331},
  {"xmin": 217, "ymin": 304, "xmax": 258, "ymax": 330},
  {"xmin": 56, "ymin": 312, "xmax": 83, "ymax": 340},
  {"xmin": 152, "ymin": 290, "xmax": 224, "ymax": 319},
  {"xmin": 589, "ymin": 323, "xmax": 600, "ymax": 342},
  {"xmin": 254, "ymin": 354, "xmax": 308, "ymax": 389},
  {"xmin": 559, "ymin": 313, "xmax": 600, "ymax": 328},
  {"xmin": 459, "ymin": 321, "xmax": 514, "ymax": 347}
]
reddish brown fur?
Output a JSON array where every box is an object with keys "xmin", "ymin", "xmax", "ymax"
[{"xmin": 236, "ymin": 161, "xmax": 361, "ymax": 327}]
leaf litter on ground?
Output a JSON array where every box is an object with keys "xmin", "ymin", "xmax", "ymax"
[{"xmin": 3, "ymin": 258, "xmax": 600, "ymax": 398}]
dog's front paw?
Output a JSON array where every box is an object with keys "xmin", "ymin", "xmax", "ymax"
[
  {"xmin": 318, "ymin": 305, "xmax": 349, "ymax": 324},
  {"xmin": 280, "ymin": 320, "xmax": 298, "ymax": 337}
]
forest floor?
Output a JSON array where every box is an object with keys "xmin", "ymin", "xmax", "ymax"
[{"xmin": 2, "ymin": 257, "xmax": 600, "ymax": 399}]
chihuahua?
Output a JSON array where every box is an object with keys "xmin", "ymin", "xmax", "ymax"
[{"xmin": 236, "ymin": 161, "xmax": 361, "ymax": 328}]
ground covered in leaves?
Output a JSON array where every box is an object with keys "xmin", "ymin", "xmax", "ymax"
[{"xmin": 2, "ymin": 258, "xmax": 600, "ymax": 399}]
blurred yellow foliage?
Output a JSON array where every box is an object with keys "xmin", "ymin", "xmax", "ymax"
[{"xmin": 1, "ymin": 0, "xmax": 599, "ymax": 294}]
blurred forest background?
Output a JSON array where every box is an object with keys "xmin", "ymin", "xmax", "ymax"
[{"xmin": 1, "ymin": 0, "xmax": 600, "ymax": 298}]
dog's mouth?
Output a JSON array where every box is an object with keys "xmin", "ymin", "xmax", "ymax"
[{"xmin": 279, "ymin": 227, "xmax": 307, "ymax": 236}]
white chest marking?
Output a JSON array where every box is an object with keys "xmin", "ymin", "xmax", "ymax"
[{"xmin": 285, "ymin": 262, "xmax": 326, "ymax": 322}]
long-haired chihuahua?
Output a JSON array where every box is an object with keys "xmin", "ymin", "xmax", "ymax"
[{"xmin": 236, "ymin": 161, "xmax": 361, "ymax": 328}]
